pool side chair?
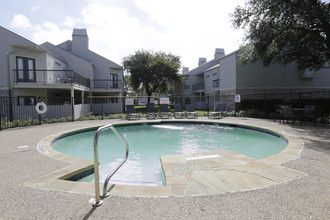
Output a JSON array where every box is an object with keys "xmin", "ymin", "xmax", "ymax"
[
  {"xmin": 174, "ymin": 104, "xmax": 185, "ymax": 119},
  {"xmin": 280, "ymin": 105, "xmax": 297, "ymax": 125},
  {"xmin": 301, "ymin": 105, "xmax": 323, "ymax": 125},
  {"xmin": 159, "ymin": 104, "xmax": 172, "ymax": 119},
  {"xmin": 146, "ymin": 103, "xmax": 157, "ymax": 119},
  {"xmin": 186, "ymin": 105, "xmax": 198, "ymax": 119},
  {"xmin": 209, "ymin": 104, "xmax": 226, "ymax": 119},
  {"xmin": 126, "ymin": 105, "xmax": 140, "ymax": 120}
]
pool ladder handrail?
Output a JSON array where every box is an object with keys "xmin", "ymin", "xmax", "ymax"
[{"xmin": 92, "ymin": 124, "xmax": 129, "ymax": 207}]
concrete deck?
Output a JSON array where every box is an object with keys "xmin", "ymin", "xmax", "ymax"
[{"xmin": 0, "ymin": 117, "xmax": 329, "ymax": 219}]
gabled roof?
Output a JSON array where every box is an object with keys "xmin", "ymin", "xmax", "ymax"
[
  {"xmin": 56, "ymin": 40, "xmax": 122, "ymax": 69},
  {"xmin": 184, "ymin": 49, "xmax": 240, "ymax": 76},
  {"xmin": 184, "ymin": 59, "xmax": 219, "ymax": 76},
  {"xmin": 0, "ymin": 26, "xmax": 67, "ymax": 63},
  {"xmin": 0, "ymin": 26, "xmax": 37, "ymax": 47},
  {"xmin": 41, "ymin": 41, "xmax": 92, "ymax": 67}
]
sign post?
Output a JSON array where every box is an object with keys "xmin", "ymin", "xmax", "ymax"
[
  {"xmin": 234, "ymin": 94, "xmax": 240, "ymax": 117},
  {"xmin": 160, "ymin": 97, "xmax": 170, "ymax": 105},
  {"xmin": 138, "ymin": 98, "xmax": 147, "ymax": 106}
]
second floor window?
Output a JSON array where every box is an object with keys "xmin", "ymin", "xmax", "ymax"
[
  {"xmin": 110, "ymin": 73, "xmax": 118, "ymax": 88},
  {"xmin": 16, "ymin": 57, "xmax": 36, "ymax": 82},
  {"xmin": 213, "ymin": 79, "xmax": 220, "ymax": 88}
]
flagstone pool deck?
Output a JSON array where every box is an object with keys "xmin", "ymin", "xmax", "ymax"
[{"xmin": 0, "ymin": 117, "xmax": 329, "ymax": 219}]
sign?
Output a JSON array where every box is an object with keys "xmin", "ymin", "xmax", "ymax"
[
  {"xmin": 139, "ymin": 98, "xmax": 148, "ymax": 106},
  {"xmin": 160, "ymin": 97, "xmax": 170, "ymax": 105},
  {"xmin": 235, "ymin": 94, "xmax": 241, "ymax": 103},
  {"xmin": 125, "ymin": 98, "xmax": 134, "ymax": 105}
]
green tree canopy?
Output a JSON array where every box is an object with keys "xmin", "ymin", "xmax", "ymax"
[
  {"xmin": 123, "ymin": 50, "xmax": 181, "ymax": 98},
  {"xmin": 232, "ymin": 0, "xmax": 330, "ymax": 71}
]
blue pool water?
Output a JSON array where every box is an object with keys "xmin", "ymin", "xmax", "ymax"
[{"xmin": 52, "ymin": 122, "xmax": 287, "ymax": 186}]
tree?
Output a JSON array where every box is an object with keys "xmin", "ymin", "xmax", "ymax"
[
  {"xmin": 232, "ymin": 0, "xmax": 330, "ymax": 71},
  {"xmin": 123, "ymin": 50, "xmax": 181, "ymax": 99}
]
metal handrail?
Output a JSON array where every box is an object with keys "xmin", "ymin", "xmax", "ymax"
[{"xmin": 92, "ymin": 124, "xmax": 129, "ymax": 207}]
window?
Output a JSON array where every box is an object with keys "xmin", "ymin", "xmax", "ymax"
[
  {"xmin": 110, "ymin": 98, "xmax": 118, "ymax": 103},
  {"xmin": 17, "ymin": 96, "xmax": 36, "ymax": 106},
  {"xmin": 110, "ymin": 73, "xmax": 118, "ymax": 88},
  {"xmin": 184, "ymin": 85, "xmax": 190, "ymax": 89},
  {"xmin": 213, "ymin": 79, "xmax": 220, "ymax": 88},
  {"xmin": 185, "ymin": 98, "xmax": 191, "ymax": 105},
  {"xmin": 16, "ymin": 57, "xmax": 36, "ymax": 82}
]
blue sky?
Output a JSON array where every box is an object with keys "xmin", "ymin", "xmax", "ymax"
[{"xmin": 1, "ymin": 0, "xmax": 245, "ymax": 70}]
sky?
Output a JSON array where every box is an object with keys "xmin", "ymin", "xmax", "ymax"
[{"xmin": 1, "ymin": 0, "xmax": 246, "ymax": 71}]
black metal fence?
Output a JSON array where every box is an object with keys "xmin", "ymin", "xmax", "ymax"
[
  {"xmin": 237, "ymin": 91, "xmax": 330, "ymax": 116},
  {"xmin": 1, "ymin": 90, "xmax": 329, "ymax": 130},
  {"xmin": 0, "ymin": 96, "xmax": 74, "ymax": 130}
]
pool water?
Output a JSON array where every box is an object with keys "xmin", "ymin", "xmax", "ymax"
[{"xmin": 52, "ymin": 123, "xmax": 287, "ymax": 186}]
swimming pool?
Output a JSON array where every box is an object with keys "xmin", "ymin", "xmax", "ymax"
[{"xmin": 52, "ymin": 121, "xmax": 288, "ymax": 186}]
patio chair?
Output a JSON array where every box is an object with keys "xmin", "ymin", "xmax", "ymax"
[
  {"xmin": 209, "ymin": 104, "xmax": 226, "ymax": 119},
  {"xmin": 174, "ymin": 104, "xmax": 185, "ymax": 119},
  {"xmin": 273, "ymin": 105, "xmax": 283, "ymax": 122},
  {"xmin": 146, "ymin": 103, "xmax": 157, "ymax": 119},
  {"xmin": 159, "ymin": 104, "xmax": 172, "ymax": 119},
  {"xmin": 301, "ymin": 105, "xmax": 323, "ymax": 125},
  {"xmin": 126, "ymin": 105, "xmax": 140, "ymax": 120},
  {"xmin": 280, "ymin": 105, "xmax": 297, "ymax": 125},
  {"xmin": 186, "ymin": 105, "xmax": 198, "ymax": 119}
]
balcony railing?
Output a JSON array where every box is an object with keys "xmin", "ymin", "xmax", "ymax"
[
  {"xmin": 94, "ymin": 79, "xmax": 122, "ymax": 90},
  {"xmin": 14, "ymin": 69, "xmax": 90, "ymax": 88},
  {"xmin": 192, "ymin": 83, "xmax": 204, "ymax": 91}
]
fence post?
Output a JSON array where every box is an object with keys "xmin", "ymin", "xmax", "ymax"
[
  {"xmin": 264, "ymin": 93, "xmax": 267, "ymax": 117},
  {"xmin": 101, "ymin": 102, "xmax": 104, "ymax": 120},
  {"xmin": 0, "ymin": 109, "xmax": 2, "ymax": 130},
  {"xmin": 71, "ymin": 97, "xmax": 75, "ymax": 122}
]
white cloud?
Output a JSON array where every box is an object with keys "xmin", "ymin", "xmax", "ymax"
[
  {"xmin": 62, "ymin": 16, "xmax": 78, "ymax": 28},
  {"xmin": 31, "ymin": 6, "xmax": 41, "ymax": 12},
  {"xmin": 32, "ymin": 22, "xmax": 72, "ymax": 45},
  {"xmin": 133, "ymin": 0, "xmax": 245, "ymax": 68},
  {"xmin": 80, "ymin": 3, "xmax": 154, "ymax": 65},
  {"xmin": 7, "ymin": 0, "xmax": 246, "ymax": 69},
  {"xmin": 10, "ymin": 14, "xmax": 33, "ymax": 30}
]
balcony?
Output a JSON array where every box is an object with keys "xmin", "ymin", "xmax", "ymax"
[
  {"xmin": 93, "ymin": 79, "xmax": 123, "ymax": 91},
  {"xmin": 14, "ymin": 69, "xmax": 90, "ymax": 88},
  {"xmin": 192, "ymin": 83, "xmax": 204, "ymax": 92}
]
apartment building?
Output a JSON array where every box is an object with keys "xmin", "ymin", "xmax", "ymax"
[
  {"xmin": 179, "ymin": 48, "xmax": 330, "ymax": 111},
  {"xmin": 0, "ymin": 26, "xmax": 124, "ymax": 120}
]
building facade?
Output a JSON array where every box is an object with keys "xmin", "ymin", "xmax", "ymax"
[
  {"xmin": 0, "ymin": 26, "xmax": 124, "ymax": 120},
  {"xmin": 42, "ymin": 28, "xmax": 124, "ymax": 114},
  {"xmin": 179, "ymin": 48, "xmax": 330, "ymax": 111}
]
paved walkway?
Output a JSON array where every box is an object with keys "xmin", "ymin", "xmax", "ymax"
[{"xmin": 0, "ymin": 117, "xmax": 329, "ymax": 219}]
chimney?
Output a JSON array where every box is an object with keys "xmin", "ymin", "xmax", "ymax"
[
  {"xmin": 182, "ymin": 67, "xmax": 189, "ymax": 74},
  {"xmin": 214, "ymin": 48, "xmax": 225, "ymax": 59},
  {"xmin": 72, "ymin": 28, "xmax": 89, "ymax": 51},
  {"xmin": 198, "ymin": 58, "xmax": 207, "ymax": 66}
]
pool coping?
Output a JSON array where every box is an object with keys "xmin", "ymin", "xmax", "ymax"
[{"xmin": 24, "ymin": 119, "xmax": 306, "ymax": 198}]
